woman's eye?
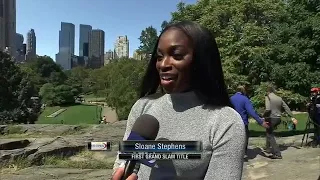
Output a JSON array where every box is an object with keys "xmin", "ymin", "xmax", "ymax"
[
  {"xmin": 156, "ymin": 54, "xmax": 163, "ymax": 61},
  {"xmin": 173, "ymin": 54, "xmax": 184, "ymax": 60}
]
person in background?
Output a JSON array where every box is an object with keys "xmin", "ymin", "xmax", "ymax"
[
  {"xmin": 103, "ymin": 116, "xmax": 107, "ymax": 124},
  {"xmin": 307, "ymin": 88, "xmax": 320, "ymax": 146},
  {"xmin": 263, "ymin": 85, "xmax": 298, "ymax": 159},
  {"xmin": 230, "ymin": 85, "xmax": 269, "ymax": 158}
]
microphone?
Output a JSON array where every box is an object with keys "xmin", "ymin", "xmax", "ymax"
[{"xmin": 122, "ymin": 114, "xmax": 160, "ymax": 180}]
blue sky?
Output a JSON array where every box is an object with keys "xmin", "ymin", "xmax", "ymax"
[{"xmin": 16, "ymin": 0, "xmax": 197, "ymax": 59}]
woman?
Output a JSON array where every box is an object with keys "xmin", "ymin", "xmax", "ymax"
[{"xmin": 112, "ymin": 21, "xmax": 246, "ymax": 180}]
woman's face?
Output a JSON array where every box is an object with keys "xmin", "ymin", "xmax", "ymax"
[{"xmin": 156, "ymin": 28, "xmax": 193, "ymax": 93}]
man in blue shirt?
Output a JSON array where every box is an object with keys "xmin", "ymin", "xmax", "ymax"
[{"xmin": 231, "ymin": 86, "xmax": 269, "ymax": 156}]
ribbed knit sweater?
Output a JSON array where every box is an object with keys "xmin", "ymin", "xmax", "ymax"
[{"xmin": 113, "ymin": 91, "xmax": 246, "ymax": 180}]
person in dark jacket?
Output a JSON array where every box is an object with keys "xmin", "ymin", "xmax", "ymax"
[
  {"xmin": 307, "ymin": 88, "xmax": 320, "ymax": 146},
  {"xmin": 231, "ymin": 86, "xmax": 269, "ymax": 156}
]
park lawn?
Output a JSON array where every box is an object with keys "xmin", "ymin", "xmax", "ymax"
[
  {"xmin": 248, "ymin": 113, "xmax": 310, "ymax": 137},
  {"xmin": 37, "ymin": 104, "xmax": 102, "ymax": 125}
]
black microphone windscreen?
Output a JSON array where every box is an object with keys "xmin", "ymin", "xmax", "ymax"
[{"xmin": 131, "ymin": 114, "xmax": 159, "ymax": 140}]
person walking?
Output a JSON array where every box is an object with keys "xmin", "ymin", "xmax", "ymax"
[
  {"xmin": 263, "ymin": 85, "xmax": 298, "ymax": 159},
  {"xmin": 231, "ymin": 86, "xmax": 269, "ymax": 158}
]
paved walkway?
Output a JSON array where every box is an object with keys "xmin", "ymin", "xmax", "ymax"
[
  {"xmin": 243, "ymin": 146, "xmax": 320, "ymax": 180},
  {"xmin": 101, "ymin": 105, "xmax": 118, "ymax": 123},
  {"xmin": 83, "ymin": 101, "xmax": 118, "ymax": 123}
]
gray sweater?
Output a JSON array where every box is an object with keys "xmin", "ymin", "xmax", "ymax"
[
  {"xmin": 265, "ymin": 92, "xmax": 293, "ymax": 118},
  {"xmin": 113, "ymin": 91, "xmax": 246, "ymax": 180}
]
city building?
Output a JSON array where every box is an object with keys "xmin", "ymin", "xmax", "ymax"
[
  {"xmin": 25, "ymin": 29, "xmax": 36, "ymax": 61},
  {"xmin": 71, "ymin": 55, "xmax": 79, "ymax": 68},
  {"xmin": 79, "ymin": 24, "xmax": 92, "ymax": 57},
  {"xmin": 0, "ymin": 0, "xmax": 16, "ymax": 56},
  {"xmin": 88, "ymin": 29, "xmax": 105, "ymax": 69},
  {"xmin": 76, "ymin": 56, "xmax": 88, "ymax": 67},
  {"xmin": 133, "ymin": 50, "xmax": 146, "ymax": 61},
  {"xmin": 114, "ymin": 35, "xmax": 129, "ymax": 59},
  {"xmin": 104, "ymin": 49, "xmax": 114, "ymax": 65},
  {"xmin": 22, "ymin": 43, "xmax": 26, "ymax": 55},
  {"xmin": 15, "ymin": 33, "xmax": 23, "ymax": 51},
  {"xmin": 15, "ymin": 33, "xmax": 24, "ymax": 62},
  {"xmin": 55, "ymin": 22, "xmax": 75, "ymax": 70}
]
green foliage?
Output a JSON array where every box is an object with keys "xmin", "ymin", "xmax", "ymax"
[
  {"xmin": 161, "ymin": 21, "xmax": 169, "ymax": 32},
  {"xmin": 169, "ymin": 0, "xmax": 320, "ymax": 110},
  {"xmin": 138, "ymin": 26, "xmax": 158, "ymax": 55},
  {"xmin": 88, "ymin": 60, "xmax": 147, "ymax": 119},
  {"xmin": 0, "ymin": 51, "xmax": 41, "ymax": 124},
  {"xmin": 39, "ymin": 83, "xmax": 75, "ymax": 106},
  {"xmin": 65, "ymin": 67, "xmax": 91, "ymax": 94},
  {"xmin": 20, "ymin": 56, "xmax": 67, "ymax": 92}
]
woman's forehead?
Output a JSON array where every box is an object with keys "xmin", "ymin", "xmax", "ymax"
[{"xmin": 158, "ymin": 28, "xmax": 191, "ymax": 49}]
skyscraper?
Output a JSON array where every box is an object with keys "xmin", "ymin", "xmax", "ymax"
[
  {"xmin": 114, "ymin": 36, "xmax": 129, "ymax": 59},
  {"xmin": 15, "ymin": 33, "xmax": 24, "ymax": 62},
  {"xmin": 55, "ymin": 22, "xmax": 75, "ymax": 70},
  {"xmin": 89, "ymin": 29, "xmax": 105, "ymax": 69},
  {"xmin": 15, "ymin": 33, "xmax": 23, "ymax": 52},
  {"xmin": 104, "ymin": 49, "xmax": 114, "ymax": 65},
  {"xmin": 26, "ymin": 29, "xmax": 36, "ymax": 61},
  {"xmin": 0, "ymin": 0, "xmax": 16, "ymax": 56},
  {"xmin": 79, "ymin": 24, "xmax": 92, "ymax": 57}
]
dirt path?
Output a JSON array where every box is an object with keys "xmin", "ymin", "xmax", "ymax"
[
  {"xmin": 101, "ymin": 105, "xmax": 118, "ymax": 123},
  {"xmin": 82, "ymin": 98, "xmax": 119, "ymax": 123}
]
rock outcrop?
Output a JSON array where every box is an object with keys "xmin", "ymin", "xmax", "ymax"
[{"xmin": 0, "ymin": 122, "xmax": 127, "ymax": 165}]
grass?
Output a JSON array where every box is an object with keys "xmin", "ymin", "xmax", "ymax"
[
  {"xmin": 83, "ymin": 94, "xmax": 106, "ymax": 102},
  {"xmin": 0, "ymin": 156, "xmax": 32, "ymax": 173},
  {"xmin": 248, "ymin": 113, "xmax": 312, "ymax": 137},
  {"xmin": 0, "ymin": 150, "xmax": 114, "ymax": 173},
  {"xmin": 36, "ymin": 104, "xmax": 102, "ymax": 125},
  {"xmin": 6, "ymin": 125, "xmax": 25, "ymax": 134},
  {"xmin": 42, "ymin": 151, "xmax": 114, "ymax": 169}
]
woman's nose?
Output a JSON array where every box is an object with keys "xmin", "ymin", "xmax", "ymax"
[{"xmin": 159, "ymin": 56, "xmax": 172, "ymax": 71}]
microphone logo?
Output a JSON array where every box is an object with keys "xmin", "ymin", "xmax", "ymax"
[{"xmin": 88, "ymin": 142, "xmax": 111, "ymax": 151}]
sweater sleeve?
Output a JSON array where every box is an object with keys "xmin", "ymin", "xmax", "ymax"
[
  {"xmin": 112, "ymin": 98, "xmax": 148, "ymax": 172},
  {"xmin": 281, "ymin": 99, "xmax": 293, "ymax": 117},
  {"xmin": 204, "ymin": 108, "xmax": 246, "ymax": 180},
  {"xmin": 263, "ymin": 96, "xmax": 271, "ymax": 118},
  {"xmin": 244, "ymin": 97, "xmax": 263, "ymax": 125}
]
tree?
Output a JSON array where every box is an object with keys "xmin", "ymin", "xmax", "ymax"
[
  {"xmin": 0, "ymin": 51, "xmax": 40, "ymax": 124},
  {"xmin": 138, "ymin": 26, "xmax": 158, "ymax": 55},
  {"xmin": 39, "ymin": 83, "xmax": 75, "ymax": 106},
  {"xmin": 168, "ymin": 0, "xmax": 319, "ymax": 110},
  {"xmin": 22, "ymin": 56, "xmax": 66, "ymax": 91},
  {"xmin": 28, "ymin": 56, "xmax": 64, "ymax": 78},
  {"xmin": 65, "ymin": 67, "xmax": 90, "ymax": 94},
  {"xmin": 85, "ymin": 59, "xmax": 147, "ymax": 119},
  {"xmin": 39, "ymin": 83, "xmax": 55, "ymax": 106},
  {"xmin": 103, "ymin": 60, "xmax": 147, "ymax": 119},
  {"xmin": 161, "ymin": 20, "xmax": 169, "ymax": 32}
]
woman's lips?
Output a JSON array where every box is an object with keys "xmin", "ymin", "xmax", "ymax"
[
  {"xmin": 161, "ymin": 78, "xmax": 174, "ymax": 86},
  {"xmin": 159, "ymin": 73, "xmax": 176, "ymax": 86}
]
